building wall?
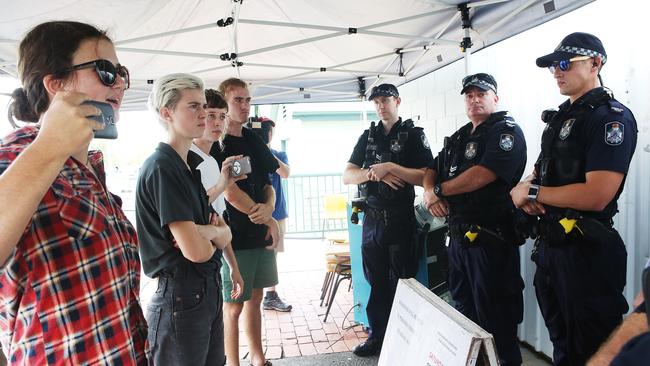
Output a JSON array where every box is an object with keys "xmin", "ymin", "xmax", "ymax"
[{"xmin": 397, "ymin": 0, "xmax": 650, "ymax": 356}]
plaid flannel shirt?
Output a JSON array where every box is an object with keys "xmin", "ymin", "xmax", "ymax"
[{"xmin": 0, "ymin": 126, "xmax": 147, "ymax": 365}]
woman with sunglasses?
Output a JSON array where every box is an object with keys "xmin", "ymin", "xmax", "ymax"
[
  {"xmin": 0, "ymin": 21, "xmax": 145, "ymax": 365},
  {"xmin": 136, "ymin": 74, "xmax": 238, "ymax": 366}
]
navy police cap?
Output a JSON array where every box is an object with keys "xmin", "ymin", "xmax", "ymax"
[
  {"xmin": 461, "ymin": 73, "xmax": 497, "ymax": 94},
  {"xmin": 369, "ymin": 83, "xmax": 399, "ymax": 100},
  {"xmin": 536, "ymin": 32, "xmax": 607, "ymax": 68}
]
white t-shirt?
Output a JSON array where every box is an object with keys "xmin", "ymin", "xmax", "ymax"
[{"xmin": 190, "ymin": 143, "xmax": 226, "ymax": 215}]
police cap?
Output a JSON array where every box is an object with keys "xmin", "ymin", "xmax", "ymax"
[
  {"xmin": 368, "ymin": 83, "xmax": 399, "ymax": 100},
  {"xmin": 536, "ymin": 32, "xmax": 607, "ymax": 68},
  {"xmin": 460, "ymin": 73, "xmax": 497, "ymax": 95}
]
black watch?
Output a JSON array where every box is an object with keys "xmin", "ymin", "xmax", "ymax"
[
  {"xmin": 528, "ymin": 184, "xmax": 540, "ymax": 201},
  {"xmin": 434, "ymin": 183, "xmax": 445, "ymax": 199}
]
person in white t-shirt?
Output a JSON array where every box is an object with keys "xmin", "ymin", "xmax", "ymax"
[{"xmin": 190, "ymin": 88, "xmax": 244, "ymax": 298}]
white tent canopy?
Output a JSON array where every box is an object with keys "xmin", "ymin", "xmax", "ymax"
[{"xmin": 0, "ymin": 0, "xmax": 592, "ymax": 110}]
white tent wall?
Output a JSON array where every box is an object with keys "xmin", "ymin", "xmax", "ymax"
[{"xmin": 396, "ymin": 0, "xmax": 650, "ymax": 357}]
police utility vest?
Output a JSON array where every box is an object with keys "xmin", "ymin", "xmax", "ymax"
[
  {"xmin": 359, "ymin": 118, "xmax": 418, "ymax": 208},
  {"xmin": 535, "ymin": 87, "xmax": 625, "ymax": 221},
  {"xmin": 440, "ymin": 111, "xmax": 516, "ymax": 225}
]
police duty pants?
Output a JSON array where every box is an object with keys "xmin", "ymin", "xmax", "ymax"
[
  {"xmin": 533, "ymin": 231, "xmax": 628, "ymax": 366},
  {"xmin": 448, "ymin": 233, "xmax": 524, "ymax": 366},
  {"xmin": 361, "ymin": 211, "xmax": 417, "ymax": 342},
  {"xmin": 146, "ymin": 272, "xmax": 226, "ymax": 366}
]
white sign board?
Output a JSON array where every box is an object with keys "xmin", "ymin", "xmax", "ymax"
[{"xmin": 378, "ymin": 279, "xmax": 499, "ymax": 366}]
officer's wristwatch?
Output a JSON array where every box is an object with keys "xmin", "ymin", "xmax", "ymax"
[
  {"xmin": 528, "ymin": 184, "xmax": 540, "ymax": 201},
  {"xmin": 433, "ymin": 183, "xmax": 445, "ymax": 199}
]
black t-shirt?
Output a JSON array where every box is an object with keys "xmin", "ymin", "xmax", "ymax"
[
  {"xmin": 218, "ymin": 128, "xmax": 279, "ymax": 250},
  {"xmin": 136, "ymin": 143, "xmax": 221, "ymax": 278}
]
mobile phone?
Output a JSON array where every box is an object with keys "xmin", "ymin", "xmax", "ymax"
[
  {"xmin": 231, "ymin": 156, "xmax": 252, "ymax": 177},
  {"xmin": 83, "ymin": 100, "xmax": 117, "ymax": 139}
]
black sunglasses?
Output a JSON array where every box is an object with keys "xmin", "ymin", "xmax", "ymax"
[{"xmin": 62, "ymin": 59, "xmax": 130, "ymax": 89}]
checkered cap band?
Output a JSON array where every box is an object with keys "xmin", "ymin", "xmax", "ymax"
[{"xmin": 556, "ymin": 45, "xmax": 607, "ymax": 64}]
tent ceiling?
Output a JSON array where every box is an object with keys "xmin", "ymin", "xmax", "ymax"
[{"xmin": 0, "ymin": 0, "xmax": 592, "ymax": 110}]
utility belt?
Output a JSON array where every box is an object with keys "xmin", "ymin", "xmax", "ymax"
[
  {"xmin": 537, "ymin": 212, "xmax": 615, "ymax": 247},
  {"xmin": 364, "ymin": 205, "xmax": 413, "ymax": 226},
  {"xmin": 448, "ymin": 222, "xmax": 514, "ymax": 246}
]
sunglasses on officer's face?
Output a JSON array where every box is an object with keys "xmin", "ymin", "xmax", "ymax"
[
  {"xmin": 62, "ymin": 59, "xmax": 131, "ymax": 89},
  {"xmin": 548, "ymin": 56, "xmax": 592, "ymax": 73}
]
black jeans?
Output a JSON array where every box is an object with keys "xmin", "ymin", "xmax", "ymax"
[{"xmin": 146, "ymin": 272, "xmax": 225, "ymax": 366}]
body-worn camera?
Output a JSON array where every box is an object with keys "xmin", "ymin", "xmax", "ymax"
[
  {"xmin": 83, "ymin": 100, "xmax": 117, "ymax": 139},
  {"xmin": 231, "ymin": 156, "xmax": 252, "ymax": 177}
]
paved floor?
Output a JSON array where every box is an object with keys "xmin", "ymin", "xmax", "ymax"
[{"xmin": 140, "ymin": 237, "xmax": 552, "ymax": 365}]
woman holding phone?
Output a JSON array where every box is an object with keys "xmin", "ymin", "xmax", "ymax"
[{"xmin": 0, "ymin": 21, "xmax": 146, "ymax": 364}]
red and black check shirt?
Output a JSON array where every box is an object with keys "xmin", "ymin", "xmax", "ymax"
[{"xmin": 0, "ymin": 126, "xmax": 147, "ymax": 365}]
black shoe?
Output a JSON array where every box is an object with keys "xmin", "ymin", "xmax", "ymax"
[{"xmin": 352, "ymin": 338, "xmax": 382, "ymax": 357}]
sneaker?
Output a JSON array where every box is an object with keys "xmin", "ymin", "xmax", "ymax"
[{"xmin": 263, "ymin": 291, "xmax": 292, "ymax": 312}]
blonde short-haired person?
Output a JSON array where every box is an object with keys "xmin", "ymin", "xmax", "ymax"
[{"xmin": 136, "ymin": 74, "xmax": 242, "ymax": 366}]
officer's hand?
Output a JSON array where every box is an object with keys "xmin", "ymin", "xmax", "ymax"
[
  {"xmin": 520, "ymin": 201, "xmax": 546, "ymax": 216},
  {"xmin": 510, "ymin": 181, "xmax": 532, "ymax": 208},
  {"xmin": 369, "ymin": 162, "xmax": 392, "ymax": 180},
  {"xmin": 249, "ymin": 203, "xmax": 273, "ymax": 224},
  {"xmin": 429, "ymin": 200, "xmax": 449, "ymax": 217},
  {"xmin": 35, "ymin": 91, "xmax": 105, "ymax": 160},
  {"xmin": 423, "ymin": 188, "xmax": 441, "ymax": 208},
  {"xmin": 381, "ymin": 173, "xmax": 405, "ymax": 189}
]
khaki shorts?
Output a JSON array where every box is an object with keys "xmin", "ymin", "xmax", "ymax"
[
  {"xmin": 275, "ymin": 219, "xmax": 286, "ymax": 252},
  {"xmin": 221, "ymin": 248, "xmax": 278, "ymax": 302}
]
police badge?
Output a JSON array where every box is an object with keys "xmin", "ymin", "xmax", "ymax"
[
  {"xmin": 499, "ymin": 134, "xmax": 514, "ymax": 151},
  {"xmin": 464, "ymin": 142, "xmax": 477, "ymax": 159},
  {"xmin": 559, "ymin": 118, "xmax": 575, "ymax": 140},
  {"xmin": 605, "ymin": 121, "xmax": 624, "ymax": 146},
  {"xmin": 390, "ymin": 139, "xmax": 402, "ymax": 153},
  {"xmin": 421, "ymin": 134, "xmax": 430, "ymax": 149}
]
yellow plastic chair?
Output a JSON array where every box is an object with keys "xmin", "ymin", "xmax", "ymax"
[{"xmin": 322, "ymin": 193, "xmax": 348, "ymax": 243}]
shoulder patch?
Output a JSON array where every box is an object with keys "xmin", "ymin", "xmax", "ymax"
[
  {"xmin": 610, "ymin": 106, "xmax": 624, "ymax": 113},
  {"xmin": 420, "ymin": 134, "xmax": 430, "ymax": 150},
  {"xmin": 499, "ymin": 134, "xmax": 514, "ymax": 151},
  {"xmin": 559, "ymin": 118, "xmax": 575, "ymax": 140},
  {"xmin": 605, "ymin": 121, "xmax": 624, "ymax": 146}
]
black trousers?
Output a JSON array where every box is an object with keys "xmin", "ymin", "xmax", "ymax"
[
  {"xmin": 533, "ymin": 230, "xmax": 628, "ymax": 366},
  {"xmin": 146, "ymin": 272, "xmax": 225, "ymax": 366},
  {"xmin": 447, "ymin": 232, "xmax": 524, "ymax": 366},
  {"xmin": 361, "ymin": 210, "xmax": 417, "ymax": 341}
]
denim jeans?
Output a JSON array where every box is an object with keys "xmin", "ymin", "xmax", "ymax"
[{"xmin": 146, "ymin": 271, "xmax": 225, "ymax": 366}]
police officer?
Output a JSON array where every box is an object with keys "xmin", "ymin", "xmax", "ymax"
[
  {"xmin": 510, "ymin": 32, "xmax": 638, "ymax": 366},
  {"xmin": 423, "ymin": 73, "xmax": 526, "ymax": 366},
  {"xmin": 343, "ymin": 83, "xmax": 434, "ymax": 357}
]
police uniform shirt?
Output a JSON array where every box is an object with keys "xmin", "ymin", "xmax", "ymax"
[
  {"xmin": 556, "ymin": 88, "xmax": 636, "ymax": 176},
  {"xmin": 348, "ymin": 118, "xmax": 434, "ymax": 203},
  {"xmin": 219, "ymin": 127, "xmax": 280, "ymax": 250},
  {"xmin": 136, "ymin": 142, "xmax": 220, "ymax": 278},
  {"xmin": 433, "ymin": 111, "xmax": 527, "ymax": 187}
]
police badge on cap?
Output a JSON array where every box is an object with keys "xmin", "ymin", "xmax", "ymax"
[{"xmin": 605, "ymin": 121, "xmax": 624, "ymax": 146}]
